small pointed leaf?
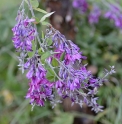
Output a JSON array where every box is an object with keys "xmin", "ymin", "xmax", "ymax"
[
  {"xmin": 47, "ymin": 38, "xmax": 53, "ymax": 46},
  {"xmin": 40, "ymin": 12, "xmax": 55, "ymax": 22},
  {"xmin": 38, "ymin": 48, "xmax": 43, "ymax": 55},
  {"xmin": 52, "ymin": 58, "xmax": 59, "ymax": 67},
  {"xmin": 41, "ymin": 51, "xmax": 51, "ymax": 61},
  {"xmin": 34, "ymin": 8, "xmax": 48, "ymax": 14},
  {"xmin": 60, "ymin": 52, "xmax": 65, "ymax": 61}
]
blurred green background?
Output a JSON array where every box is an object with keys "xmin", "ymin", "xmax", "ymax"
[{"xmin": 0, "ymin": 0, "xmax": 122, "ymax": 124}]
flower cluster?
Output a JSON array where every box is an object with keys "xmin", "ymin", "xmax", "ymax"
[
  {"xmin": 104, "ymin": 4, "xmax": 122, "ymax": 28},
  {"xmin": 12, "ymin": 0, "xmax": 115, "ymax": 113},
  {"xmin": 72, "ymin": 0, "xmax": 122, "ymax": 28},
  {"xmin": 72, "ymin": 0, "xmax": 88, "ymax": 13},
  {"xmin": 89, "ymin": 5, "xmax": 101, "ymax": 25},
  {"xmin": 12, "ymin": 11, "xmax": 36, "ymax": 51}
]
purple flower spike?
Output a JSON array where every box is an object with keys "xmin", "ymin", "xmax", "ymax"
[
  {"xmin": 73, "ymin": 0, "xmax": 88, "ymax": 13},
  {"xmin": 12, "ymin": 2, "xmax": 115, "ymax": 112},
  {"xmin": 104, "ymin": 4, "xmax": 122, "ymax": 29},
  {"xmin": 12, "ymin": 11, "xmax": 36, "ymax": 51},
  {"xmin": 89, "ymin": 5, "xmax": 101, "ymax": 24}
]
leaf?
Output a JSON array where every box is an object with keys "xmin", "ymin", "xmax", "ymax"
[
  {"xmin": 38, "ymin": 48, "xmax": 43, "ymax": 55},
  {"xmin": 52, "ymin": 58, "xmax": 59, "ymax": 67},
  {"xmin": 46, "ymin": 72, "xmax": 55, "ymax": 82},
  {"xmin": 30, "ymin": 0, "xmax": 39, "ymax": 8},
  {"xmin": 34, "ymin": 8, "xmax": 48, "ymax": 14},
  {"xmin": 27, "ymin": 51, "xmax": 34, "ymax": 57},
  {"xmin": 45, "ymin": 64, "xmax": 55, "ymax": 75},
  {"xmin": 27, "ymin": 41, "xmax": 36, "ymax": 57},
  {"xmin": 40, "ymin": 12, "xmax": 55, "ymax": 22},
  {"xmin": 32, "ymin": 41, "xmax": 36, "ymax": 51},
  {"xmin": 60, "ymin": 52, "xmax": 65, "ymax": 61},
  {"xmin": 41, "ymin": 51, "xmax": 51, "ymax": 61},
  {"xmin": 47, "ymin": 38, "xmax": 53, "ymax": 46},
  {"xmin": 41, "ymin": 21, "xmax": 51, "ymax": 26},
  {"xmin": 45, "ymin": 66, "xmax": 55, "ymax": 82}
]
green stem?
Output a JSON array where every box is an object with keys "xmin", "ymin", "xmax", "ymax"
[{"xmin": 27, "ymin": 0, "xmax": 44, "ymax": 52}]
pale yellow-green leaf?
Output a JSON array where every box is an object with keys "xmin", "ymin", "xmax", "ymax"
[
  {"xmin": 34, "ymin": 8, "xmax": 48, "ymax": 14},
  {"xmin": 40, "ymin": 12, "xmax": 55, "ymax": 22}
]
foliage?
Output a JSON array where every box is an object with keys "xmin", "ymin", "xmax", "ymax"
[{"xmin": 73, "ymin": 0, "xmax": 122, "ymax": 123}]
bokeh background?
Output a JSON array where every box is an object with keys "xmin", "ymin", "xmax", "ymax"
[{"xmin": 0, "ymin": 0, "xmax": 122, "ymax": 124}]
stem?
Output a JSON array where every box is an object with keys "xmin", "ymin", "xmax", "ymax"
[
  {"xmin": 27, "ymin": 0, "xmax": 44, "ymax": 52},
  {"xmin": 19, "ymin": 0, "xmax": 25, "ymax": 10},
  {"xmin": 54, "ymin": 57, "xmax": 73, "ymax": 76}
]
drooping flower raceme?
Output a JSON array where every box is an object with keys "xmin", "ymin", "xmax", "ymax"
[
  {"xmin": 12, "ymin": 0, "xmax": 115, "ymax": 113},
  {"xmin": 72, "ymin": 0, "xmax": 88, "ymax": 13},
  {"xmin": 12, "ymin": 11, "xmax": 36, "ymax": 51},
  {"xmin": 104, "ymin": 4, "xmax": 122, "ymax": 28},
  {"xmin": 89, "ymin": 5, "xmax": 101, "ymax": 24}
]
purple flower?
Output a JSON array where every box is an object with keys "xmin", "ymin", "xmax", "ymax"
[
  {"xmin": 26, "ymin": 77, "xmax": 54, "ymax": 106},
  {"xmin": 72, "ymin": 0, "xmax": 88, "ymax": 13},
  {"xmin": 89, "ymin": 5, "xmax": 101, "ymax": 24},
  {"xmin": 12, "ymin": 0, "xmax": 116, "ymax": 113},
  {"xmin": 12, "ymin": 11, "xmax": 36, "ymax": 51},
  {"xmin": 13, "ymin": 22, "xmax": 115, "ymax": 112},
  {"xmin": 104, "ymin": 4, "xmax": 122, "ymax": 28},
  {"xmin": 26, "ymin": 57, "xmax": 46, "ymax": 79}
]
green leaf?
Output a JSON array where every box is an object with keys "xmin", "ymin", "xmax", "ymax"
[
  {"xmin": 32, "ymin": 41, "xmax": 36, "ymax": 51},
  {"xmin": 47, "ymin": 38, "xmax": 53, "ymax": 46},
  {"xmin": 45, "ymin": 66, "xmax": 55, "ymax": 82},
  {"xmin": 60, "ymin": 52, "xmax": 65, "ymax": 61},
  {"xmin": 27, "ymin": 41, "xmax": 36, "ymax": 57},
  {"xmin": 45, "ymin": 64, "xmax": 55, "ymax": 75},
  {"xmin": 41, "ymin": 21, "xmax": 51, "ymax": 26},
  {"xmin": 30, "ymin": 0, "xmax": 39, "ymax": 8},
  {"xmin": 34, "ymin": 8, "xmax": 48, "ymax": 14},
  {"xmin": 41, "ymin": 51, "xmax": 51, "ymax": 61},
  {"xmin": 46, "ymin": 72, "xmax": 55, "ymax": 82},
  {"xmin": 40, "ymin": 12, "xmax": 55, "ymax": 22},
  {"xmin": 52, "ymin": 58, "xmax": 59, "ymax": 67},
  {"xmin": 38, "ymin": 48, "xmax": 43, "ymax": 55},
  {"xmin": 27, "ymin": 51, "xmax": 34, "ymax": 57}
]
